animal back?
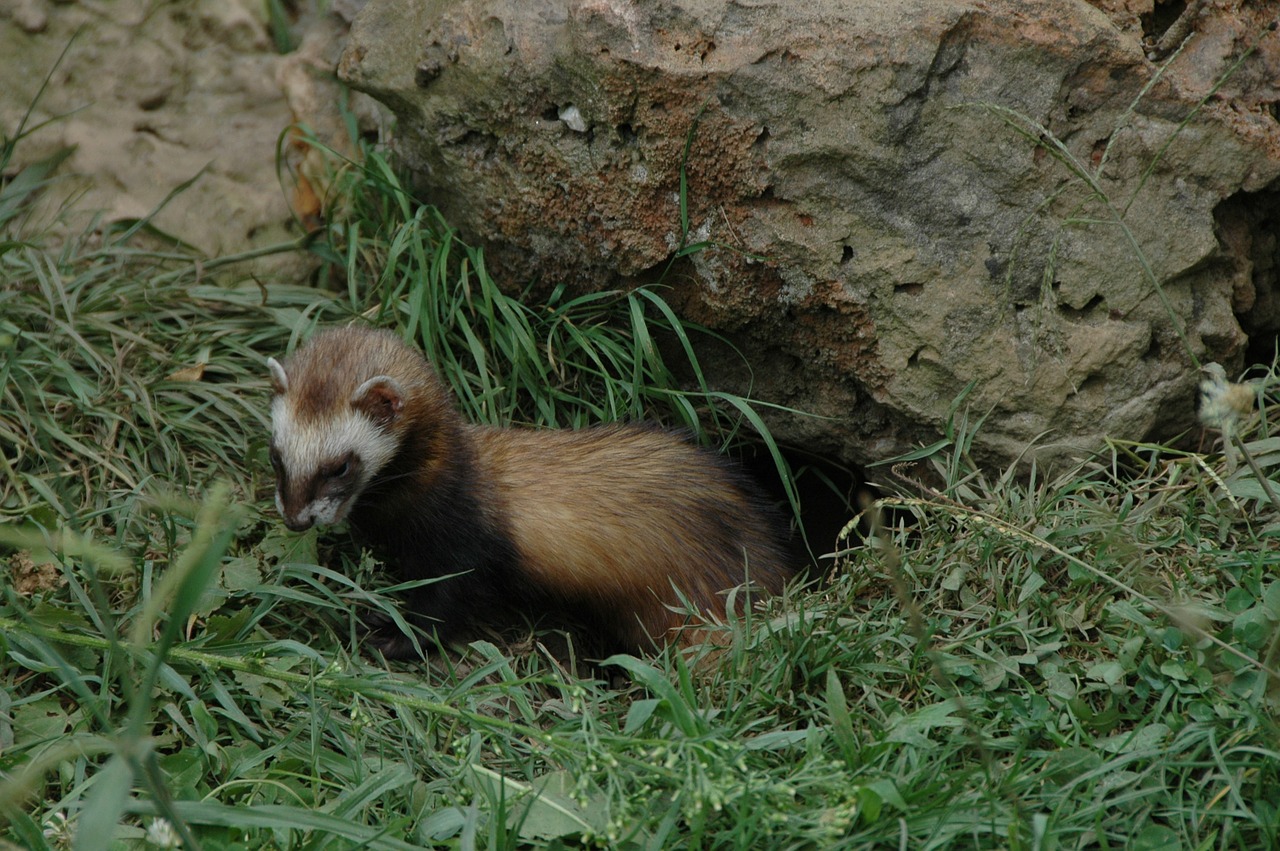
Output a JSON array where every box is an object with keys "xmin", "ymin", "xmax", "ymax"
[{"xmin": 471, "ymin": 424, "xmax": 792, "ymax": 646}]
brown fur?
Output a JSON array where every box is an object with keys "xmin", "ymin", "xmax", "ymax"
[{"xmin": 270, "ymin": 326, "xmax": 796, "ymax": 656}]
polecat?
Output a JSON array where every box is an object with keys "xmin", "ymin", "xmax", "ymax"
[{"xmin": 267, "ymin": 325, "xmax": 795, "ymax": 658}]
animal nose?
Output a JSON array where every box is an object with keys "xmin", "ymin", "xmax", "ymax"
[{"xmin": 283, "ymin": 515, "xmax": 314, "ymax": 533}]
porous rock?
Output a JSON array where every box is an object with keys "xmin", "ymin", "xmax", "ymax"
[{"xmin": 338, "ymin": 0, "xmax": 1280, "ymax": 468}]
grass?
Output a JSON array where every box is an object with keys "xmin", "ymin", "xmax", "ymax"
[{"xmin": 3, "ymin": 84, "xmax": 1280, "ymax": 851}]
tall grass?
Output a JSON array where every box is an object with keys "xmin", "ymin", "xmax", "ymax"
[
  {"xmin": 310, "ymin": 144, "xmax": 788, "ymax": 445},
  {"xmin": 6, "ymin": 377, "xmax": 1279, "ymax": 847}
]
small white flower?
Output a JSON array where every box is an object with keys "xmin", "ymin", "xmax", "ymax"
[
  {"xmin": 145, "ymin": 818, "xmax": 183, "ymax": 848},
  {"xmin": 42, "ymin": 811, "xmax": 72, "ymax": 849},
  {"xmin": 1198, "ymin": 363, "xmax": 1255, "ymax": 431},
  {"xmin": 1198, "ymin": 362, "xmax": 1257, "ymax": 472}
]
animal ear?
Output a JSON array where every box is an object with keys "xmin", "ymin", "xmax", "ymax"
[
  {"xmin": 352, "ymin": 375, "xmax": 405, "ymax": 426},
  {"xmin": 267, "ymin": 357, "xmax": 289, "ymax": 394}
]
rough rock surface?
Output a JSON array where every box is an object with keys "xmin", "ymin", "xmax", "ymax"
[
  {"xmin": 339, "ymin": 0, "xmax": 1280, "ymax": 468},
  {"xmin": 0, "ymin": 0, "xmax": 371, "ymax": 272}
]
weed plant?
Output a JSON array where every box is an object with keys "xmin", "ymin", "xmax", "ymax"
[{"xmin": 2, "ymin": 70, "xmax": 1280, "ymax": 851}]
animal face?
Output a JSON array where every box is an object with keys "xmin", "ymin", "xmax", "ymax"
[
  {"xmin": 268, "ymin": 402, "xmax": 391, "ymax": 530},
  {"xmin": 267, "ymin": 356, "xmax": 404, "ymax": 531}
]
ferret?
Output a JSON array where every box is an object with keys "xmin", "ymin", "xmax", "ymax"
[{"xmin": 267, "ymin": 325, "xmax": 795, "ymax": 658}]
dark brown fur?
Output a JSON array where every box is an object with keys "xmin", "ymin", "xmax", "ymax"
[{"xmin": 271, "ymin": 326, "xmax": 796, "ymax": 657}]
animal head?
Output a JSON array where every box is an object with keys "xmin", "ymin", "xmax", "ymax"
[{"xmin": 266, "ymin": 328, "xmax": 417, "ymax": 531}]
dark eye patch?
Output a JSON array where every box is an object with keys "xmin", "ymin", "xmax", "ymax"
[{"xmin": 322, "ymin": 453, "xmax": 355, "ymax": 480}]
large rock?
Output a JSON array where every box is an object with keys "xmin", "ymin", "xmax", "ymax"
[{"xmin": 338, "ymin": 0, "xmax": 1280, "ymax": 468}]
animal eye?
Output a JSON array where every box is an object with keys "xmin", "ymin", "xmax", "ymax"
[{"xmin": 324, "ymin": 457, "xmax": 352, "ymax": 480}]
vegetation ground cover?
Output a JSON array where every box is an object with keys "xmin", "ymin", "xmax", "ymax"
[{"xmin": 2, "ymin": 102, "xmax": 1279, "ymax": 850}]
